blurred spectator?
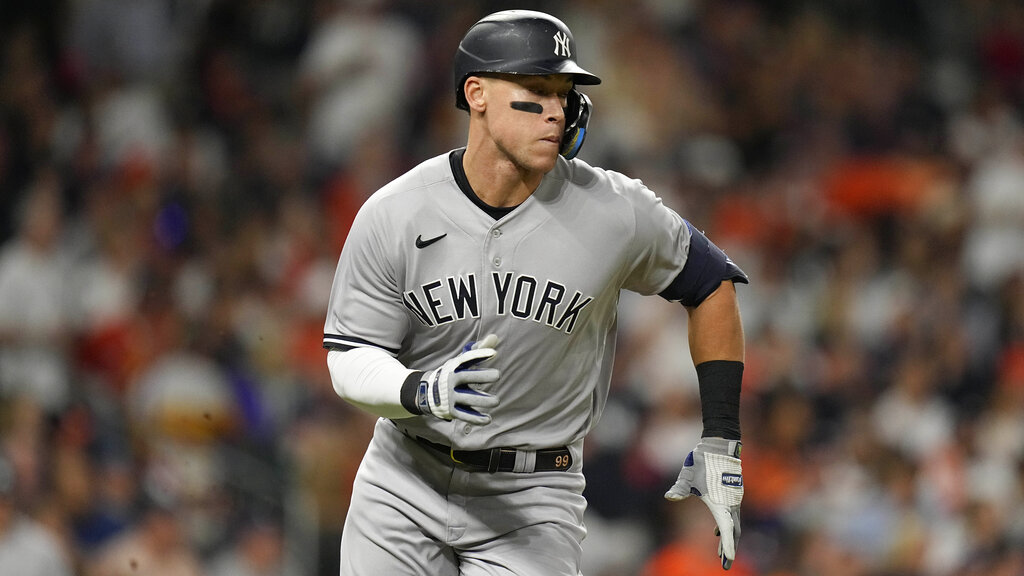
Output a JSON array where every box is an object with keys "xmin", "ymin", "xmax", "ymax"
[
  {"xmin": 85, "ymin": 497, "xmax": 203, "ymax": 576},
  {"xmin": 740, "ymin": 386, "xmax": 815, "ymax": 528},
  {"xmin": 206, "ymin": 518, "xmax": 300, "ymax": 576},
  {"xmin": 960, "ymin": 142, "xmax": 1024, "ymax": 293},
  {"xmin": 0, "ymin": 451, "xmax": 74, "ymax": 576},
  {"xmin": 643, "ymin": 500, "xmax": 755, "ymax": 576},
  {"xmin": 0, "ymin": 171, "xmax": 74, "ymax": 414},
  {"xmin": 71, "ymin": 453, "xmax": 138, "ymax": 551},
  {"xmin": 871, "ymin": 351, "xmax": 955, "ymax": 462},
  {"xmin": 66, "ymin": 0, "xmax": 185, "ymax": 85},
  {"xmin": 297, "ymin": 0, "xmax": 423, "ymax": 172},
  {"xmin": 126, "ymin": 329, "xmax": 241, "ymax": 554},
  {"xmin": 284, "ymin": 402, "xmax": 375, "ymax": 575},
  {"xmin": 974, "ymin": 346, "xmax": 1024, "ymax": 464}
]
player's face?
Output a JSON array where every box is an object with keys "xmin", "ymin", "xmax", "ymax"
[{"xmin": 480, "ymin": 74, "xmax": 573, "ymax": 173}]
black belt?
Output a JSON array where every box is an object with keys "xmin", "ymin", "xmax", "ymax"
[{"xmin": 413, "ymin": 436, "xmax": 572, "ymax": 473}]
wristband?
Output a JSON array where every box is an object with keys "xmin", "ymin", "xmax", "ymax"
[
  {"xmin": 696, "ymin": 360, "xmax": 743, "ymax": 440},
  {"xmin": 400, "ymin": 371, "xmax": 424, "ymax": 415}
]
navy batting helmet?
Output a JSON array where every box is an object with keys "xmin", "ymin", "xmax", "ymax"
[
  {"xmin": 454, "ymin": 10, "xmax": 601, "ymax": 110},
  {"xmin": 453, "ymin": 10, "xmax": 601, "ymax": 159}
]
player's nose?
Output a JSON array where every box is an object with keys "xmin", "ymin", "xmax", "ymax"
[{"xmin": 544, "ymin": 99, "xmax": 565, "ymax": 123}]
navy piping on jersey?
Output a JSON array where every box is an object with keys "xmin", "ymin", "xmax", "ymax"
[
  {"xmin": 323, "ymin": 333, "xmax": 401, "ymax": 355},
  {"xmin": 659, "ymin": 220, "xmax": 749, "ymax": 307},
  {"xmin": 450, "ymin": 148, "xmax": 518, "ymax": 221}
]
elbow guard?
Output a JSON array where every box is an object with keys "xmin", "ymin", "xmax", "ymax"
[{"xmin": 660, "ymin": 221, "xmax": 748, "ymax": 307}]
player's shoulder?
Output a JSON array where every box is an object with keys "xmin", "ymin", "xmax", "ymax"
[
  {"xmin": 357, "ymin": 152, "xmax": 454, "ymax": 217},
  {"xmin": 556, "ymin": 156, "xmax": 660, "ymax": 205},
  {"xmin": 371, "ymin": 152, "xmax": 452, "ymax": 202}
]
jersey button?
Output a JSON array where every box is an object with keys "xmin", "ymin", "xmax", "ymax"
[
  {"xmin": 491, "ymin": 229, "xmax": 502, "ymax": 238},
  {"xmin": 492, "ymin": 257, "xmax": 502, "ymax": 267},
  {"xmin": 462, "ymin": 424, "xmax": 472, "ymax": 434}
]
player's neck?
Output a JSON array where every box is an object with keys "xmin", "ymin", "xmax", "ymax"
[{"xmin": 462, "ymin": 144, "xmax": 545, "ymax": 208}]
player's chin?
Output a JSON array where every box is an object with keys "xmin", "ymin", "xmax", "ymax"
[{"xmin": 531, "ymin": 141, "xmax": 561, "ymax": 170}]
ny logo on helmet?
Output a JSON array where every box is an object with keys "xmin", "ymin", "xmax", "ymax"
[{"xmin": 553, "ymin": 31, "xmax": 571, "ymax": 58}]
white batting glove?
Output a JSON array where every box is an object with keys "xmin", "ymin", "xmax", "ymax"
[
  {"xmin": 417, "ymin": 334, "xmax": 500, "ymax": 425},
  {"xmin": 664, "ymin": 437, "xmax": 744, "ymax": 570}
]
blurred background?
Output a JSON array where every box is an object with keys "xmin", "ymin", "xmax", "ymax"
[{"xmin": 0, "ymin": 0, "xmax": 1022, "ymax": 575}]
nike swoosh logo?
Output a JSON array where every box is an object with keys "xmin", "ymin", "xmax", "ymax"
[{"xmin": 415, "ymin": 233, "xmax": 447, "ymax": 249}]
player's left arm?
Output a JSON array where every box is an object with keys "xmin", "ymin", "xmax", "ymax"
[
  {"xmin": 662, "ymin": 224, "xmax": 747, "ymax": 570},
  {"xmin": 687, "ymin": 279, "xmax": 744, "ymax": 362},
  {"xmin": 618, "ymin": 185, "xmax": 747, "ymax": 567},
  {"xmin": 686, "ymin": 279, "xmax": 744, "ymax": 438}
]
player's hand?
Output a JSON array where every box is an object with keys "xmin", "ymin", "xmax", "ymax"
[
  {"xmin": 416, "ymin": 334, "xmax": 500, "ymax": 425},
  {"xmin": 664, "ymin": 437, "xmax": 743, "ymax": 570}
]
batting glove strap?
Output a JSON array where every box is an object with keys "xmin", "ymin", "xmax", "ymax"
[
  {"xmin": 418, "ymin": 365, "xmax": 449, "ymax": 418},
  {"xmin": 703, "ymin": 451, "xmax": 744, "ymax": 506}
]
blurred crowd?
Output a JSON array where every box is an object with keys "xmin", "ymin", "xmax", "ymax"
[{"xmin": 0, "ymin": 1, "xmax": 1021, "ymax": 575}]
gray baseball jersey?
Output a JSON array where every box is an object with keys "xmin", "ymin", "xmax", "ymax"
[
  {"xmin": 323, "ymin": 148, "xmax": 747, "ymax": 575},
  {"xmin": 324, "ymin": 149, "xmax": 699, "ymax": 450}
]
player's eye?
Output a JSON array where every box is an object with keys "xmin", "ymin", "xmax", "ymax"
[{"xmin": 530, "ymin": 89, "xmax": 569, "ymax": 106}]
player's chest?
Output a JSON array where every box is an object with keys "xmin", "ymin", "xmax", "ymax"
[{"xmin": 398, "ymin": 216, "xmax": 626, "ymax": 332}]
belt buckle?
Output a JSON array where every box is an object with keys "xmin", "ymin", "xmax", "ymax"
[{"xmin": 487, "ymin": 448, "xmax": 503, "ymax": 473}]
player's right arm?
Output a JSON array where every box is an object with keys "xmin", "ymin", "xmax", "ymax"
[
  {"xmin": 322, "ymin": 190, "xmax": 500, "ymax": 424},
  {"xmin": 326, "ymin": 337, "xmax": 501, "ymax": 424},
  {"xmin": 326, "ymin": 346, "xmax": 418, "ymax": 419}
]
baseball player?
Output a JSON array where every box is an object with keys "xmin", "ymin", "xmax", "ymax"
[{"xmin": 323, "ymin": 10, "xmax": 748, "ymax": 575}]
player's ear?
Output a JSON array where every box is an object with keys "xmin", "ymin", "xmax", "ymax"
[{"xmin": 464, "ymin": 76, "xmax": 487, "ymax": 113}]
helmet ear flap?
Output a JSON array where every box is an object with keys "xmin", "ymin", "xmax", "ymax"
[{"xmin": 560, "ymin": 89, "xmax": 592, "ymax": 160}]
